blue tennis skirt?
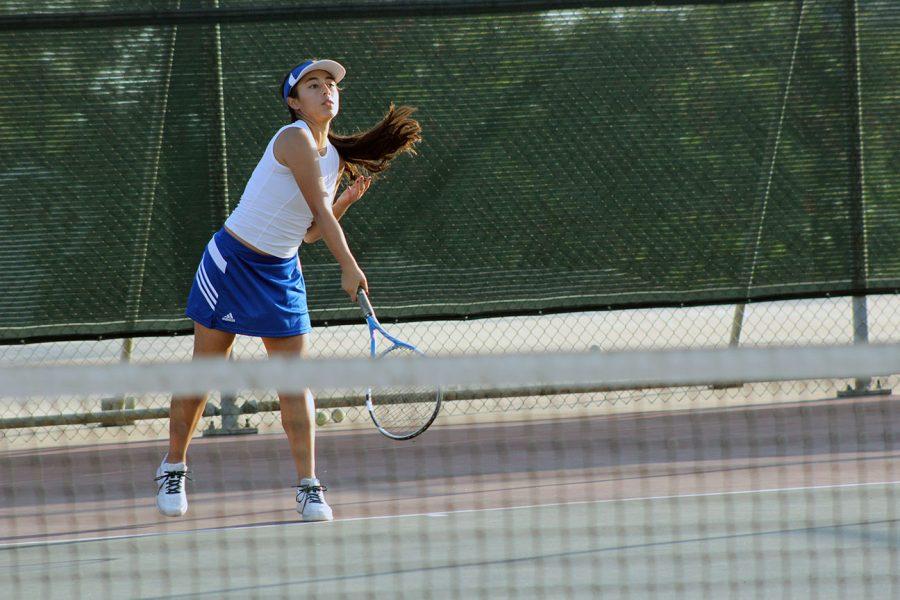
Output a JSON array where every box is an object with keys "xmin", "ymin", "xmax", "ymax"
[{"xmin": 185, "ymin": 228, "xmax": 312, "ymax": 337}]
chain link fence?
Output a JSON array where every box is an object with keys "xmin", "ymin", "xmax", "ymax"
[{"xmin": 4, "ymin": 295, "xmax": 898, "ymax": 447}]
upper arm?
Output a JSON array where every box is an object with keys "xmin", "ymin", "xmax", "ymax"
[{"xmin": 273, "ymin": 128, "xmax": 332, "ymax": 217}]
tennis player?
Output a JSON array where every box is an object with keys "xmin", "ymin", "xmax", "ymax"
[{"xmin": 155, "ymin": 59, "xmax": 421, "ymax": 521}]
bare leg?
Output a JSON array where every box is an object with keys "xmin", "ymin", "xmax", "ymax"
[
  {"xmin": 167, "ymin": 323, "xmax": 235, "ymax": 463},
  {"xmin": 262, "ymin": 334, "xmax": 313, "ymax": 481}
]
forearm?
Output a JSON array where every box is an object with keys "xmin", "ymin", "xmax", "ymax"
[
  {"xmin": 303, "ymin": 197, "xmax": 352, "ymax": 244},
  {"xmin": 315, "ymin": 210, "xmax": 359, "ymax": 270},
  {"xmin": 331, "ymin": 196, "xmax": 352, "ymax": 221}
]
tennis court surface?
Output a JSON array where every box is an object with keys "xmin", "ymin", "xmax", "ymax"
[{"xmin": 4, "ymin": 359, "xmax": 899, "ymax": 598}]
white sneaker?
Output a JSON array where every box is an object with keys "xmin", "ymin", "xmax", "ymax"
[
  {"xmin": 155, "ymin": 454, "xmax": 190, "ymax": 517},
  {"xmin": 296, "ymin": 477, "xmax": 333, "ymax": 522}
]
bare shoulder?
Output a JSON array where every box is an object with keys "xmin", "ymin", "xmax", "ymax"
[{"xmin": 273, "ymin": 126, "xmax": 317, "ymax": 166}]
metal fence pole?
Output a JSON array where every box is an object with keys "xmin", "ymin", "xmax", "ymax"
[
  {"xmin": 728, "ymin": 304, "xmax": 745, "ymax": 348},
  {"xmin": 201, "ymin": 4, "xmax": 258, "ymax": 435},
  {"xmin": 100, "ymin": 338, "xmax": 136, "ymax": 426},
  {"xmin": 836, "ymin": 0, "xmax": 888, "ymax": 398},
  {"xmin": 203, "ymin": 353, "xmax": 258, "ymax": 436},
  {"xmin": 850, "ymin": 296, "xmax": 873, "ymax": 390}
]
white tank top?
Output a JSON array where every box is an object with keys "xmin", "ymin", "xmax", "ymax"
[{"xmin": 224, "ymin": 120, "xmax": 341, "ymax": 258}]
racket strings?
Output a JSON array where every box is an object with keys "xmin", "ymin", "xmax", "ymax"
[{"xmin": 369, "ymin": 345, "xmax": 441, "ymax": 438}]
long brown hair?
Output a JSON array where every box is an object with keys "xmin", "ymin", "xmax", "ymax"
[{"xmin": 280, "ymin": 72, "xmax": 422, "ymax": 181}]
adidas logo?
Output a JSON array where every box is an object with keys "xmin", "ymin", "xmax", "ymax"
[{"xmin": 222, "ymin": 313, "xmax": 235, "ymax": 323}]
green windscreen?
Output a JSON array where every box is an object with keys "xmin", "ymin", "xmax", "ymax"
[{"xmin": 0, "ymin": 0, "xmax": 897, "ymax": 343}]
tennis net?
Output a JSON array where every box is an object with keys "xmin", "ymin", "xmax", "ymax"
[{"xmin": 2, "ymin": 345, "xmax": 899, "ymax": 598}]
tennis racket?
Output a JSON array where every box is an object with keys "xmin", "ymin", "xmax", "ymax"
[{"xmin": 357, "ymin": 289, "xmax": 442, "ymax": 440}]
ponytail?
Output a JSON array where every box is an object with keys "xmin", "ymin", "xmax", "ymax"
[{"xmin": 328, "ymin": 104, "xmax": 422, "ymax": 180}]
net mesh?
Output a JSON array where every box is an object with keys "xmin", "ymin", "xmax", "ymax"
[{"xmin": 2, "ymin": 346, "xmax": 899, "ymax": 597}]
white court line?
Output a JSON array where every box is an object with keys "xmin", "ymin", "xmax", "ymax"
[{"xmin": 3, "ymin": 479, "xmax": 899, "ymax": 550}]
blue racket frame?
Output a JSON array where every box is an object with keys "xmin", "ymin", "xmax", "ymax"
[{"xmin": 357, "ymin": 289, "xmax": 442, "ymax": 440}]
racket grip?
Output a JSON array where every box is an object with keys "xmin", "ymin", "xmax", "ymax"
[{"xmin": 357, "ymin": 288, "xmax": 375, "ymax": 317}]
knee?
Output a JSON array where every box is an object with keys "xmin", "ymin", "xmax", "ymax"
[{"xmin": 280, "ymin": 390, "xmax": 315, "ymax": 417}]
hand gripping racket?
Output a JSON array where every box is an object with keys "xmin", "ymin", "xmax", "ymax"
[{"xmin": 357, "ymin": 289, "xmax": 442, "ymax": 440}]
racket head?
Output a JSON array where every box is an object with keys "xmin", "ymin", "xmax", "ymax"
[{"xmin": 365, "ymin": 344, "xmax": 442, "ymax": 440}]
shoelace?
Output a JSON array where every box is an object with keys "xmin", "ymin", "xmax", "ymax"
[
  {"xmin": 297, "ymin": 484, "xmax": 327, "ymax": 505},
  {"xmin": 155, "ymin": 470, "xmax": 192, "ymax": 495}
]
